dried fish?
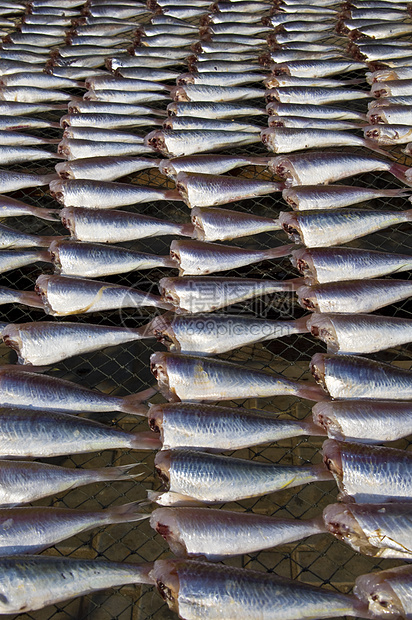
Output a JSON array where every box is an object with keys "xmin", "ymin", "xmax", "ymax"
[
  {"xmin": 261, "ymin": 127, "xmax": 387, "ymax": 155},
  {"xmin": 145, "ymin": 129, "xmax": 259, "ymax": 157},
  {"xmin": 354, "ymin": 565, "xmax": 412, "ymax": 618},
  {"xmin": 55, "ymin": 156, "xmax": 160, "ymax": 181},
  {"xmin": 166, "ymin": 101, "xmax": 265, "ymax": 119},
  {"xmin": 283, "ymin": 185, "xmax": 409, "ymax": 210},
  {"xmin": 191, "ymin": 206, "xmax": 280, "ymax": 241},
  {"xmin": 159, "ymin": 154, "xmax": 271, "ymax": 177},
  {"xmin": 267, "ymin": 101, "xmax": 366, "ymax": 121}
]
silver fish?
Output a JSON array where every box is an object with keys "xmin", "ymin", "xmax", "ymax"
[
  {"xmin": 261, "ymin": 127, "xmax": 386, "ymax": 155},
  {"xmin": 148, "ymin": 400, "xmax": 321, "ymax": 450},
  {"xmin": 159, "ymin": 275, "xmax": 301, "ymax": 313},
  {"xmin": 324, "ymin": 503, "xmax": 412, "ymax": 560},
  {"xmin": 0, "ymin": 249, "xmax": 50, "ymax": 275},
  {"xmin": 158, "ymin": 154, "xmax": 272, "ymax": 177},
  {"xmin": 166, "ymin": 101, "xmax": 265, "ymax": 119},
  {"xmin": 57, "ymin": 137, "xmax": 153, "ymax": 159},
  {"xmin": 367, "ymin": 104, "xmax": 412, "ymax": 124},
  {"xmin": 297, "ymin": 279, "xmax": 412, "ymax": 314},
  {"xmin": 176, "ymin": 71, "xmax": 264, "ymax": 87},
  {"xmin": 269, "ymin": 152, "xmax": 410, "ymax": 186},
  {"xmin": 84, "ymin": 88, "xmax": 168, "ymax": 104},
  {"xmin": 145, "ymin": 129, "xmax": 259, "ymax": 157},
  {"xmin": 153, "ymin": 449, "xmax": 332, "ymax": 504},
  {"xmin": 354, "ymin": 565, "xmax": 412, "ymax": 618},
  {"xmin": 270, "ymin": 59, "xmax": 366, "ymax": 78},
  {"xmin": 175, "ymin": 171, "xmax": 283, "ymax": 208},
  {"xmin": 283, "ymin": 184, "xmax": 409, "ymax": 210},
  {"xmin": 0, "ymin": 131, "xmax": 58, "ymax": 147},
  {"xmin": 313, "ymin": 400, "xmax": 412, "ymax": 444},
  {"xmin": 150, "ymin": 558, "xmax": 370, "ymax": 620},
  {"xmin": 323, "ymin": 439, "xmax": 412, "ymax": 502},
  {"xmin": 0, "ymin": 224, "xmax": 61, "ymax": 250},
  {"xmin": 0, "ymin": 115, "xmax": 59, "ymax": 130},
  {"xmin": 0, "ymin": 459, "xmax": 141, "ymax": 506},
  {"xmin": 291, "ymin": 246, "xmax": 412, "ymax": 284},
  {"xmin": 307, "ymin": 313, "xmax": 412, "ymax": 355},
  {"xmin": 0, "ymin": 287, "xmax": 43, "ymax": 309},
  {"xmin": 149, "ymin": 311, "xmax": 307, "ymax": 356},
  {"xmin": 171, "ymin": 83, "xmax": 263, "ymax": 103},
  {"xmin": 0, "ymin": 86, "xmax": 71, "ymax": 102},
  {"xmin": 67, "ymin": 99, "xmax": 165, "ymax": 116},
  {"xmin": 371, "ymin": 78, "xmax": 412, "ymax": 98},
  {"xmin": 365, "ymin": 123, "xmax": 412, "ymax": 144},
  {"xmin": 61, "ymin": 207, "xmax": 193, "ymax": 243},
  {"xmin": 367, "ymin": 66, "xmax": 412, "ymax": 83},
  {"xmin": 0, "ymin": 408, "xmax": 160, "ymax": 458},
  {"xmin": 279, "ymin": 208, "xmax": 412, "ymax": 247},
  {"xmin": 369, "ymin": 94, "xmax": 412, "ymax": 107},
  {"xmin": 0, "ymin": 72, "xmax": 82, "ymax": 89},
  {"xmin": 0, "ymin": 196, "xmax": 58, "ymax": 221},
  {"xmin": 0, "ymin": 555, "xmax": 152, "ymax": 613},
  {"xmin": 169, "ymin": 239, "xmax": 293, "ymax": 276},
  {"xmin": 107, "ymin": 54, "xmax": 180, "ymax": 69},
  {"xmin": 2, "ymin": 320, "xmax": 153, "ymax": 365},
  {"xmin": 60, "ymin": 113, "xmax": 162, "ymax": 129},
  {"xmin": 0, "ymin": 366, "xmax": 154, "ymax": 414},
  {"xmin": 191, "ymin": 206, "xmax": 280, "ymax": 241},
  {"xmin": 62, "ymin": 126, "xmax": 147, "ymax": 143},
  {"xmin": 0, "ymin": 171, "xmax": 56, "ymax": 192},
  {"xmin": 187, "ymin": 60, "xmax": 261, "ymax": 74},
  {"xmin": 312, "ymin": 353, "xmax": 412, "ymax": 400},
  {"xmin": 0, "ymin": 145, "xmax": 61, "ymax": 165},
  {"xmin": 163, "ymin": 116, "xmax": 261, "ymax": 133},
  {"xmin": 85, "ymin": 75, "xmax": 169, "ymax": 92},
  {"xmin": 151, "ymin": 506, "xmax": 325, "ymax": 559},
  {"xmin": 55, "ymin": 155, "xmax": 160, "ymax": 181},
  {"xmin": 115, "ymin": 66, "xmax": 180, "ymax": 80},
  {"xmin": 268, "ymin": 115, "xmax": 363, "ymax": 130},
  {"xmin": 0, "ymin": 501, "xmax": 149, "ymax": 555},
  {"xmin": 151, "ymin": 351, "xmax": 324, "ymax": 402},
  {"xmin": 36, "ymin": 274, "xmax": 172, "ymax": 316},
  {"xmin": 265, "ymin": 86, "xmax": 370, "ymax": 105},
  {"xmin": 50, "ymin": 179, "xmax": 180, "ymax": 208},
  {"xmin": 50, "ymin": 239, "xmax": 175, "ymax": 278},
  {"xmin": 267, "ymin": 101, "xmax": 366, "ymax": 121}
]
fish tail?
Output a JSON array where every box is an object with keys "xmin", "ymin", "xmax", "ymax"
[
  {"xmin": 35, "ymin": 250, "xmax": 52, "ymax": 263},
  {"xmin": 295, "ymin": 382, "xmax": 328, "ymax": 402},
  {"xmin": 291, "ymin": 315, "xmax": 310, "ymax": 333},
  {"xmin": 390, "ymin": 161, "xmax": 412, "ymax": 186},
  {"xmin": 161, "ymin": 256, "xmax": 179, "ymax": 268},
  {"xmin": 15, "ymin": 290, "xmax": 44, "ymax": 309},
  {"xmin": 247, "ymin": 155, "xmax": 275, "ymax": 166},
  {"xmin": 43, "ymin": 138, "xmax": 61, "ymax": 145},
  {"xmin": 33, "ymin": 208, "xmax": 61, "ymax": 222},
  {"xmin": 300, "ymin": 417, "xmax": 327, "ymax": 438},
  {"xmin": 39, "ymin": 172, "xmax": 59, "ymax": 185},
  {"xmin": 97, "ymin": 462, "xmax": 143, "ymax": 481},
  {"xmin": 362, "ymin": 139, "xmax": 396, "ymax": 159},
  {"xmin": 311, "ymin": 462, "xmax": 334, "ymax": 482},
  {"xmin": 38, "ymin": 234, "xmax": 66, "ymax": 248},
  {"xmin": 263, "ymin": 243, "xmax": 295, "ymax": 260},
  {"xmin": 130, "ymin": 431, "xmax": 162, "ymax": 450},
  {"xmin": 164, "ymin": 189, "xmax": 183, "ymax": 201},
  {"xmin": 288, "ymin": 276, "xmax": 307, "ymax": 290},
  {"xmin": 107, "ymin": 500, "xmax": 151, "ymax": 524},
  {"xmin": 179, "ymin": 222, "xmax": 195, "ymax": 237},
  {"xmin": 405, "ymin": 208, "xmax": 412, "ymax": 221},
  {"xmin": 121, "ymin": 388, "xmax": 157, "ymax": 416}
]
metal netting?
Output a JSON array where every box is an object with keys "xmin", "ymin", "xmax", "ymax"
[{"xmin": 0, "ymin": 5, "xmax": 411, "ymax": 620}]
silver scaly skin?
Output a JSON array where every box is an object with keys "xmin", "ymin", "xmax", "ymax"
[
  {"xmin": 148, "ymin": 312, "xmax": 308, "ymax": 356},
  {"xmin": 163, "ymin": 116, "xmax": 261, "ymax": 133},
  {"xmin": 283, "ymin": 185, "xmax": 410, "ymax": 211},
  {"xmin": 158, "ymin": 155, "xmax": 272, "ymax": 178},
  {"xmin": 264, "ymin": 86, "xmax": 369, "ymax": 105},
  {"xmin": 191, "ymin": 206, "xmax": 280, "ymax": 241},
  {"xmin": 267, "ymin": 102, "xmax": 366, "ymax": 120},
  {"xmin": 145, "ymin": 129, "xmax": 259, "ymax": 157},
  {"xmin": 55, "ymin": 155, "xmax": 160, "ymax": 181},
  {"xmin": 166, "ymin": 101, "xmax": 265, "ymax": 118},
  {"xmin": 0, "ymin": 171, "xmax": 57, "ymax": 192},
  {"xmin": 0, "ymin": 556, "xmax": 153, "ymax": 613},
  {"xmin": 57, "ymin": 138, "xmax": 153, "ymax": 160},
  {"xmin": 291, "ymin": 247, "xmax": 412, "ymax": 284},
  {"xmin": 150, "ymin": 559, "xmax": 370, "ymax": 620},
  {"xmin": 311, "ymin": 353, "xmax": 412, "ymax": 400},
  {"xmin": 154, "ymin": 449, "xmax": 332, "ymax": 504},
  {"xmin": 313, "ymin": 399, "xmax": 412, "ymax": 443},
  {"xmin": 354, "ymin": 565, "xmax": 412, "ymax": 618},
  {"xmin": 150, "ymin": 506, "xmax": 325, "ymax": 559},
  {"xmin": 323, "ymin": 439, "xmax": 412, "ymax": 502},
  {"xmin": 148, "ymin": 401, "xmax": 322, "ymax": 451},
  {"xmin": 151, "ymin": 352, "xmax": 324, "ymax": 402},
  {"xmin": 0, "ymin": 250, "xmax": 50, "ymax": 275},
  {"xmin": 60, "ymin": 114, "xmax": 162, "ymax": 130},
  {"xmin": 324, "ymin": 503, "xmax": 412, "ymax": 559}
]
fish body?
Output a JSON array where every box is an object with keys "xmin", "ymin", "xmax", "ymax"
[
  {"xmin": 149, "ymin": 312, "xmax": 308, "ymax": 355},
  {"xmin": 58, "ymin": 137, "xmax": 153, "ymax": 159},
  {"xmin": 150, "ymin": 351, "xmax": 323, "ymax": 402},
  {"xmin": 154, "ymin": 449, "xmax": 332, "ymax": 504},
  {"xmin": 60, "ymin": 113, "xmax": 162, "ymax": 129},
  {"xmin": 50, "ymin": 179, "xmax": 180, "ymax": 208},
  {"xmin": 307, "ymin": 313, "xmax": 412, "ymax": 355},
  {"xmin": 50, "ymin": 239, "xmax": 175, "ymax": 278},
  {"xmin": 36, "ymin": 274, "xmax": 171, "ymax": 316},
  {"xmin": 148, "ymin": 401, "xmax": 321, "ymax": 450},
  {"xmin": 279, "ymin": 208, "xmax": 412, "ymax": 247},
  {"xmin": 55, "ymin": 155, "xmax": 160, "ymax": 181},
  {"xmin": 267, "ymin": 101, "xmax": 366, "ymax": 121},
  {"xmin": 311, "ymin": 353, "xmax": 412, "ymax": 400},
  {"xmin": 170, "ymin": 239, "xmax": 293, "ymax": 276},
  {"xmin": 163, "ymin": 116, "xmax": 261, "ymax": 133},
  {"xmin": 171, "ymin": 83, "xmax": 263, "ymax": 103},
  {"xmin": 151, "ymin": 507, "xmax": 325, "ymax": 559},
  {"xmin": 159, "ymin": 275, "xmax": 300, "ymax": 313},
  {"xmin": 159, "ymin": 154, "xmax": 271, "ymax": 177},
  {"xmin": 365, "ymin": 123, "xmax": 412, "ymax": 144},
  {"xmin": 0, "ymin": 556, "xmax": 152, "ymax": 612},
  {"xmin": 261, "ymin": 127, "xmax": 383, "ymax": 154},
  {"xmin": 291, "ymin": 246, "xmax": 412, "ymax": 283},
  {"xmin": 354, "ymin": 565, "xmax": 412, "ymax": 619},
  {"xmin": 323, "ymin": 439, "xmax": 412, "ymax": 502},
  {"xmin": 265, "ymin": 86, "xmax": 369, "ymax": 105},
  {"xmin": 166, "ymin": 101, "xmax": 265, "ymax": 119},
  {"xmin": 270, "ymin": 59, "xmax": 366, "ymax": 78},
  {"xmin": 0, "ymin": 224, "xmax": 60, "ymax": 250},
  {"xmin": 368, "ymin": 104, "xmax": 412, "ymax": 124},
  {"xmin": 0, "ymin": 171, "xmax": 57, "ymax": 192},
  {"xmin": 191, "ymin": 206, "xmax": 280, "ymax": 241},
  {"xmin": 145, "ymin": 129, "xmax": 259, "ymax": 157},
  {"xmin": 313, "ymin": 400, "xmax": 412, "ymax": 443},
  {"xmin": 283, "ymin": 185, "xmax": 409, "ymax": 210},
  {"xmin": 268, "ymin": 116, "xmax": 363, "ymax": 131},
  {"xmin": 150, "ymin": 558, "xmax": 370, "ymax": 620},
  {"xmin": 61, "ymin": 207, "xmax": 193, "ymax": 243}
]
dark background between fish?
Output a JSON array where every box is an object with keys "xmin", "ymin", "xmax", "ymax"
[{"xmin": 0, "ymin": 5, "xmax": 411, "ymax": 620}]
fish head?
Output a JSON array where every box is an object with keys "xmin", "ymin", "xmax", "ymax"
[
  {"xmin": 150, "ymin": 508, "xmax": 188, "ymax": 557},
  {"xmin": 150, "ymin": 351, "xmax": 175, "ymax": 400},
  {"xmin": 174, "ymin": 173, "xmax": 190, "ymax": 207},
  {"xmin": 162, "ymin": 117, "xmax": 174, "ymax": 131},
  {"xmin": 158, "ymin": 278, "xmax": 181, "ymax": 310},
  {"xmin": 1, "ymin": 324, "xmax": 22, "ymax": 361},
  {"xmin": 166, "ymin": 102, "xmax": 178, "ymax": 117},
  {"xmin": 296, "ymin": 284, "xmax": 320, "ymax": 311},
  {"xmin": 270, "ymin": 63, "xmax": 290, "ymax": 76},
  {"xmin": 264, "ymin": 88, "xmax": 279, "ymax": 103},
  {"xmin": 267, "ymin": 155, "xmax": 296, "ymax": 186},
  {"xmin": 170, "ymin": 85, "xmax": 190, "ymax": 102},
  {"xmin": 322, "ymin": 503, "xmax": 373, "ymax": 555},
  {"xmin": 150, "ymin": 558, "xmax": 180, "ymax": 614},
  {"xmin": 62, "ymin": 127, "xmax": 75, "ymax": 140},
  {"xmin": 278, "ymin": 211, "xmax": 303, "ymax": 243},
  {"xmin": 190, "ymin": 207, "xmax": 206, "ymax": 240},
  {"xmin": 176, "ymin": 72, "xmax": 195, "ymax": 86},
  {"xmin": 312, "ymin": 401, "xmax": 344, "ymax": 439},
  {"xmin": 67, "ymin": 100, "xmax": 81, "ymax": 113},
  {"xmin": 354, "ymin": 572, "xmax": 405, "ymax": 619},
  {"xmin": 145, "ymin": 130, "xmax": 168, "ymax": 156},
  {"xmin": 147, "ymin": 313, "xmax": 179, "ymax": 352},
  {"xmin": 34, "ymin": 274, "xmax": 52, "ymax": 313}
]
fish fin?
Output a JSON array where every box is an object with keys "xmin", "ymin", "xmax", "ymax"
[
  {"xmin": 14, "ymin": 291, "xmax": 44, "ymax": 310},
  {"xmin": 165, "ymin": 189, "xmax": 183, "ymax": 201},
  {"xmin": 121, "ymin": 388, "xmax": 157, "ymax": 415},
  {"xmin": 179, "ymin": 223, "xmax": 195, "ymax": 237},
  {"xmin": 291, "ymin": 315, "xmax": 310, "ymax": 333},
  {"xmin": 391, "ymin": 162, "xmax": 412, "ymax": 186},
  {"xmin": 98, "ymin": 463, "xmax": 144, "ymax": 481},
  {"xmin": 312, "ymin": 462, "xmax": 334, "ymax": 481},
  {"xmin": 147, "ymin": 490, "xmax": 204, "ymax": 506},
  {"xmin": 263, "ymin": 243, "xmax": 295, "ymax": 260},
  {"xmin": 300, "ymin": 417, "xmax": 327, "ymax": 437},
  {"xmin": 288, "ymin": 276, "xmax": 307, "ymax": 290},
  {"xmin": 246, "ymin": 155, "xmax": 274, "ymax": 166},
  {"xmin": 405, "ymin": 209, "xmax": 412, "ymax": 221},
  {"xmin": 131, "ymin": 431, "xmax": 162, "ymax": 450},
  {"xmin": 32, "ymin": 208, "xmax": 61, "ymax": 222},
  {"xmin": 35, "ymin": 250, "xmax": 52, "ymax": 263},
  {"xmin": 362, "ymin": 139, "xmax": 397, "ymax": 160},
  {"xmin": 295, "ymin": 383, "xmax": 328, "ymax": 402},
  {"xmin": 108, "ymin": 501, "xmax": 151, "ymax": 524},
  {"xmin": 161, "ymin": 256, "xmax": 179, "ymax": 268},
  {"xmin": 38, "ymin": 234, "xmax": 67, "ymax": 247},
  {"xmin": 39, "ymin": 173, "xmax": 60, "ymax": 185}
]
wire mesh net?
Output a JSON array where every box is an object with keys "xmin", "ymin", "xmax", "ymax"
[{"xmin": 0, "ymin": 4, "xmax": 411, "ymax": 620}]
